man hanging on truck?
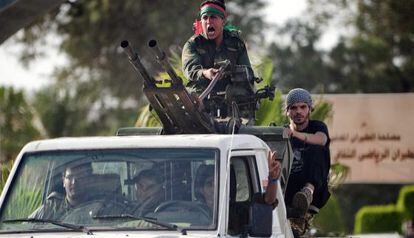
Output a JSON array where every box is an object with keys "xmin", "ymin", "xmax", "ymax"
[{"xmin": 283, "ymin": 88, "xmax": 331, "ymax": 235}]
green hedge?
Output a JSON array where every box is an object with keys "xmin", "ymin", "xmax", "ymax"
[
  {"xmin": 354, "ymin": 204, "xmax": 403, "ymax": 234},
  {"xmin": 313, "ymin": 195, "xmax": 346, "ymax": 235},
  {"xmin": 396, "ymin": 185, "xmax": 414, "ymax": 221}
]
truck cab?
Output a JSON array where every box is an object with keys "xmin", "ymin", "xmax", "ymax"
[{"xmin": 0, "ymin": 131, "xmax": 294, "ymax": 237}]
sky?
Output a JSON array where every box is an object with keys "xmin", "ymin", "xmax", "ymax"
[
  {"xmin": 0, "ymin": 32, "xmax": 67, "ymax": 92},
  {"xmin": 0, "ymin": 0, "xmax": 334, "ymax": 92}
]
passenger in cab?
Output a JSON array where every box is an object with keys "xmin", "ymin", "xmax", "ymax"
[
  {"xmin": 195, "ymin": 151, "xmax": 281, "ymax": 213},
  {"xmin": 30, "ymin": 163, "xmax": 94, "ymax": 220},
  {"xmin": 131, "ymin": 169, "xmax": 165, "ymax": 216},
  {"xmin": 195, "ymin": 165, "xmax": 215, "ymax": 214},
  {"xmin": 195, "ymin": 152, "xmax": 280, "ymax": 234}
]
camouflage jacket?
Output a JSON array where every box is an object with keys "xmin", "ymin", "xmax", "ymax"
[
  {"xmin": 182, "ymin": 29, "xmax": 253, "ymax": 93},
  {"xmin": 131, "ymin": 193, "xmax": 166, "ymax": 217},
  {"xmin": 29, "ymin": 192, "xmax": 72, "ymax": 221}
]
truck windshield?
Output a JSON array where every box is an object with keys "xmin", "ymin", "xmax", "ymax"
[{"xmin": 0, "ymin": 148, "xmax": 218, "ymax": 233}]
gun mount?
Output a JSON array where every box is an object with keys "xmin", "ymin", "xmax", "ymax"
[
  {"xmin": 121, "ymin": 39, "xmax": 274, "ymax": 134},
  {"xmin": 148, "ymin": 39, "xmax": 183, "ymax": 86},
  {"xmin": 121, "ymin": 40, "xmax": 217, "ymax": 134}
]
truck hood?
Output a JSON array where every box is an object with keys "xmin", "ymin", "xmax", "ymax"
[{"xmin": 0, "ymin": 230, "xmax": 215, "ymax": 237}]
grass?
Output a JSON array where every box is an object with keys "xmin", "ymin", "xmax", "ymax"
[
  {"xmin": 0, "ymin": 161, "xmax": 12, "ymax": 193},
  {"xmin": 1, "ymin": 162, "xmax": 43, "ymax": 219}
]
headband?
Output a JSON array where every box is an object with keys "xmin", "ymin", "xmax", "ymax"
[{"xmin": 200, "ymin": 3, "xmax": 226, "ymax": 19}]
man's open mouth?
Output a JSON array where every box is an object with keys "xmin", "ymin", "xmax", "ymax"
[{"xmin": 207, "ymin": 26, "xmax": 216, "ymax": 39}]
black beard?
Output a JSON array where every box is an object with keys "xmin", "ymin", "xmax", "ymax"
[{"xmin": 293, "ymin": 113, "xmax": 310, "ymax": 127}]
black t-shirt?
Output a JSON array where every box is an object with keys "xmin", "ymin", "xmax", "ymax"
[
  {"xmin": 284, "ymin": 120, "xmax": 332, "ymax": 209},
  {"xmin": 289, "ymin": 120, "xmax": 330, "ymax": 174}
]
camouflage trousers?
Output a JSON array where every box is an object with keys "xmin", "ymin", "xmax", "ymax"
[{"xmin": 289, "ymin": 212, "xmax": 315, "ymax": 238}]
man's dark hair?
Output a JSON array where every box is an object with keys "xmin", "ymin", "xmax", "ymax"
[
  {"xmin": 201, "ymin": 0, "xmax": 226, "ymax": 10},
  {"xmin": 133, "ymin": 169, "xmax": 163, "ymax": 184},
  {"xmin": 62, "ymin": 162, "xmax": 93, "ymax": 176},
  {"xmin": 194, "ymin": 165, "xmax": 215, "ymax": 201}
]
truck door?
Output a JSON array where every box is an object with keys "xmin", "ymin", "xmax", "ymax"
[{"xmin": 228, "ymin": 155, "xmax": 261, "ymax": 236}]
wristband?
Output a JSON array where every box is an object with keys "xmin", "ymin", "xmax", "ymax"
[{"xmin": 268, "ymin": 177, "xmax": 278, "ymax": 185}]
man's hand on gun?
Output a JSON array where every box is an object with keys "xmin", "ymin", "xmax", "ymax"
[{"xmin": 202, "ymin": 68, "xmax": 219, "ymax": 81}]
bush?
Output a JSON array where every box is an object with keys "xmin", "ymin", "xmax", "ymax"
[
  {"xmin": 313, "ymin": 194, "xmax": 346, "ymax": 236},
  {"xmin": 0, "ymin": 162, "xmax": 12, "ymax": 193},
  {"xmin": 354, "ymin": 204, "xmax": 403, "ymax": 234},
  {"xmin": 396, "ymin": 185, "xmax": 414, "ymax": 221}
]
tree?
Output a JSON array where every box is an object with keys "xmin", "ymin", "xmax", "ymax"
[
  {"xmin": 0, "ymin": 87, "xmax": 42, "ymax": 162},
  {"xmin": 265, "ymin": 0, "xmax": 414, "ymax": 94},
  {"xmin": 308, "ymin": 0, "xmax": 414, "ymax": 93},
  {"xmin": 33, "ymin": 82, "xmax": 137, "ymax": 137},
  {"xmin": 267, "ymin": 19, "xmax": 331, "ymax": 93}
]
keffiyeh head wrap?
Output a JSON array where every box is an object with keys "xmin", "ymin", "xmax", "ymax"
[{"xmin": 285, "ymin": 88, "xmax": 313, "ymax": 110}]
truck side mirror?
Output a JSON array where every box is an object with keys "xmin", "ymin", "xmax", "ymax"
[{"xmin": 248, "ymin": 202, "xmax": 273, "ymax": 237}]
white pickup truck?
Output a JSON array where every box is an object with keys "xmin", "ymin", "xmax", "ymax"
[{"xmin": 0, "ymin": 127, "xmax": 294, "ymax": 237}]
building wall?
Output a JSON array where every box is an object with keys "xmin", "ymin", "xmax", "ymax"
[{"xmin": 325, "ymin": 93, "xmax": 414, "ymax": 184}]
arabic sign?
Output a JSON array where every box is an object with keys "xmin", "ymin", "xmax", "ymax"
[{"xmin": 325, "ymin": 93, "xmax": 414, "ymax": 184}]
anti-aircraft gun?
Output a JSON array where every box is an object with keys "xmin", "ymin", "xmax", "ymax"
[
  {"xmin": 121, "ymin": 38, "xmax": 291, "ymax": 192},
  {"xmin": 121, "ymin": 39, "xmax": 274, "ymax": 135}
]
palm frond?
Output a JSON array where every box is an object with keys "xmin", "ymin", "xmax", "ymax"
[
  {"xmin": 329, "ymin": 163, "xmax": 350, "ymax": 190},
  {"xmin": 135, "ymin": 105, "xmax": 161, "ymax": 127}
]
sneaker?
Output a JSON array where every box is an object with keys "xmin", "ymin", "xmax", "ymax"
[
  {"xmin": 287, "ymin": 205, "xmax": 304, "ymax": 219},
  {"xmin": 292, "ymin": 187, "xmax": 313, "ymax": 217}
]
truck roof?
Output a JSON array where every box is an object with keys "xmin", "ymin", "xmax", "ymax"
[{"xmin": 20, "ymin": 134, "xmax": 269, "ymax": 153}]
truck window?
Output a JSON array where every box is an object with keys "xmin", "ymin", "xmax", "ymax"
[
  {"xmin": 228, "ymin": 156, "xmax": 259, "ymax": 235},
  {"xmin": 0, "ymin": 148, "xmax": 219, "ymax": 232},
  {"xmin": 231, "ymin": 157, "xmax": 253, "ymax": 202},
  {"xmin": 0, "ymin": 156, "xmax": 47, "ymax": 220}
]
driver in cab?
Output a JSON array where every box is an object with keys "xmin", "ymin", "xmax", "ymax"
[{"xmin": 30, "ymin": 163, "xmax": 94, "ymax": 220}]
